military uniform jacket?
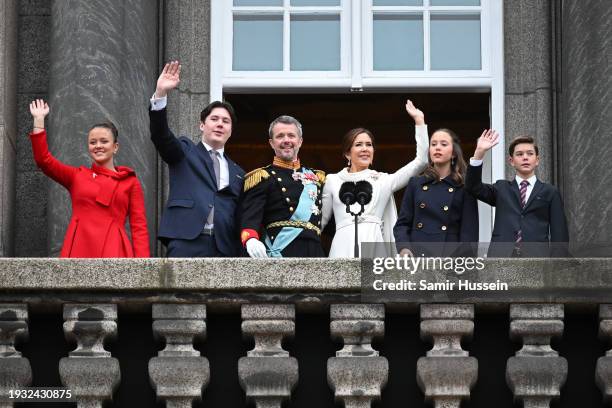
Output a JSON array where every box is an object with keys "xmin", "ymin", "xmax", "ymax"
[{"xmin": 240, "ymin": 163, "xmax": 324, "ymax": 245}]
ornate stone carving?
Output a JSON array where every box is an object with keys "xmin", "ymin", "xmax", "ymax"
[
  {"xmin": 417, "ymin": 304, "xmax": 478, "ymax": 408},
  {"xmin": 327, "ymin": 304, "xmax": 388, "ymax": 408},
  {"xmin": 59, "ymin": 304, "xmax": 120, "ymax": 408},
  {"xmin": 0, "ymin": 304, "xmax": 31, "ymax": 408},
  {"xmin": 506, "ymin": 304, "xmax": 567, "ymax": 408},
  {"xmin": 148, "ymin": 304, "xmax": 209, "ymax": 408},
  {"xmin": 596, "ymin": 304, "xmax": 612, "ymax": 405},
  {"xmin": 238, "ymin": 304, "xmax": 298, "ymax": 408}
]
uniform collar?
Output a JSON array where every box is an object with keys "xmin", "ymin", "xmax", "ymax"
[
  {"xmin": 273, "ymin": 156, "xmax": 301, "ymax": 170},
  {"xmin": 420, "ymin": 175, "xmax": 460, "ymax": 187}
]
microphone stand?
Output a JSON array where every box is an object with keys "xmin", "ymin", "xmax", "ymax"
[{"xmin": 345, "ymin": 202, "xmax": 366, "ymax": 258}]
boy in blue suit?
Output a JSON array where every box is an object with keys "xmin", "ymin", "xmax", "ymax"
[
  {"xmin": 149, "ymin": 61, "xmax": 245, "ymax": 257},
  {"xmin": 465, "ymin": 131, "xmax": 569, "ymax": 257}
]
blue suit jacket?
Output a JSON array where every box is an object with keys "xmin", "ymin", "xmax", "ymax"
[
  {"xmin": 465, "ymin": 164, "xmax": 569, "ymax": 257},
  {"xmin": 150, "ymin": 107, "xmax": 245, "ymax": 256}
]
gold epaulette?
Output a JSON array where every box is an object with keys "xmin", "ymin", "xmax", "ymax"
[
  {"xmin": 244, "ymin": 167, "xmax": 270, "ymax": 192},
  {"xmin": 314, "ymin": 169, "xmax": 326, "ymax": 184}
]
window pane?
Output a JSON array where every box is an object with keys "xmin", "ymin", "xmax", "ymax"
[
  {"xmin": 430, "ymin": 13, "xmax": 480, "ymax": 70},
  {"xmin": 430, "ymin": 0, "xmax": 480, "ymax": 6},
  {"xmin": 290, "ymin": 15, "xmax": 341, "ymax": 70},
  {"xmin": 373, "ymin": 14, "xmax": 423, "ymax": 70},
  {"xmin": 290, "ymin": 0, "xmax": 340, "ymax": 6},
  {"xmin": 233, "ymin": 0, "xmax": 282, "ymax": 6},
  {"xmin": 373, "ymin": 0, "xmax": 422, "ymax": 5},
  {"xmin": 233, "ymin": 15, "xmax": 283, "ymax": 70}
]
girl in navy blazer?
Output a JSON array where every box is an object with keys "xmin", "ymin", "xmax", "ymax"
[{"xmin": 393, "ymin": 128, "xmax": 479, "ymax": 257}]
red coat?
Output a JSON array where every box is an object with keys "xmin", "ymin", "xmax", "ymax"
[{"xmin": 30, "ymin": 131, "xmax": 150, "ymax": 257}]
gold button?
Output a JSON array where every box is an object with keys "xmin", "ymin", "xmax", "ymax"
[
  {"xmin": 286, "ymin": 197, "xmax": 290, "ymax": 202},
  {"xmin": 271, "ymin": 171, "xmax": 276, "ymax": 175},
  {"xmin": 416, "ymin": 222, "xmax": 423, "ymax": 229},
  {"xmin": 448, "ymin": 187, "xmax": 454, "ymax": 192},
  {"xmin": 441, "ymin": 225, "xmax": 447, "ymax": 231},
  {"xmin": 443, "ymin": 205, "xmax": 449, "ymax": 211},
  {"xmin": 419, "ymin": 202, "xmax": 426, "ymax": 209},
  {"xmin": 282, "ymin": 187, "xmax": 287, "ymax": 192},
  {"xmin": 289, "ymin": 207, "xmax": 294, "ymax": 212},
  {"xmin": 277, "ymin": 178, "xmax": 282, "ymax": 182},
  {"xmin": 422, "ymin": 185, "xmax": 428, "ymax": 191}
]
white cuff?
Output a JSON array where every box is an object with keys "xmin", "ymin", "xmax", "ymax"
[
  {"xmin": 150, "ymin": 94, "xmax": 167, "ymax": 111},
  {"xmin": 469, "ymin": 158, "xmax": 483, "ymax": 166}
]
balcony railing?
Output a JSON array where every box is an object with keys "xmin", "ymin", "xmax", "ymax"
[{"xmin": 0, "ymin": 258, "xmax": 611, "ymax": 407}]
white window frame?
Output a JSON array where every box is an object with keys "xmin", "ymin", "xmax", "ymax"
[{"xmin": 210, "ymin": 0, "xmax": 505, "ymax": 240}]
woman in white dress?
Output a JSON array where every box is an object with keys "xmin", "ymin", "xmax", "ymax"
[{"xmin": 322, "ymin": 100, "xmax": 429, "ymax": 257}]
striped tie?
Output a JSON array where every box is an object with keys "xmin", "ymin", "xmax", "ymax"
[{"xmin": 515, "ymin": 180, "xmax": 530, "ymax": 246}]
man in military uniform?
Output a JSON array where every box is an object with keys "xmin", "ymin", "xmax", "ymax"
[{"xmin": 240, "ymin": 115, "xmax": 325, "ymax": 258}]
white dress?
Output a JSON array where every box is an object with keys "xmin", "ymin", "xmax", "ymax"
[{"xmin": 322, "ymin": 125, "xmax": 429, "ymax": 258}]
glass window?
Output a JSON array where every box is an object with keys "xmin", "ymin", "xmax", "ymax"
[
  {"xmin": 233, "ymin": 15, "xmax": 283, "ymax": 71},
  {"xmin": 430, "ymin": 0, "xmax": 480, "ymax": 6},
  {"xmin": 430, "ymin": 13, "xmax": 481, "ymax": 70},
  {"xmin": 291, "ymin": 15, "xmax": 341, "ymax": 70},
  {"xmin": 373, "ymin": 14, "xmax": 423, "ymax": 70},
  {"xmin": 234, "ymin": 0, "xmax": 282, "ymax": 6},
  {"xmin": 373, "ymin": 0, "xmax": 422, "ymax": 5},
  {"xmin": 290, "ymin": 0, "xmax": 340, "ymax": 6}
]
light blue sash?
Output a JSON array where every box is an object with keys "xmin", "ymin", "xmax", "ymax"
[{"xmin": 265, "ymin": 169, "xmax": 318, "ymax": 257}]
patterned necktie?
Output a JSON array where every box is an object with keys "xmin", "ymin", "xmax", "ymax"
[
  {"xmin": 515, "ymin": 180, "xmax": 530, "ymax": 245},
  {"xmin": 206, "ymin": 150, "xmax": 221, "ymax": 225}
]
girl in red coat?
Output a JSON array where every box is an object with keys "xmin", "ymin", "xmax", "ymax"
[{"xmin": 29, "ymin": 99, "xmax": 150, "ymax": 258}]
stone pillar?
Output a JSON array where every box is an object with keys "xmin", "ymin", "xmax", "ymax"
[
  {"xmin": 327, "ymin": 304, "xmax": 388, "ymax": 408},
  {"xmin": 47, "ymin": 0, "xmax": 158, "ymax": 255},
  {"xmin": 238, "ymin": 304, "xmax": 298, "ymax": 408},
  {"xmin": 416, "ymin": 304, "xmax": 478, "ymax": 408},
  {"xmin": 596, "ymin": 304, "xmax": 612, "ymax": 404},
  {"xmin": 59, "ymin": 304, "xmax": 120, "ymax": 408},
  {"xmin": 506, "ymin": 304, "xmax": 567, "ymax": 408},
  {"xmin": 0, "ymin": 0, "xmax": 17, "ymax": 256},
  {"xmin": 503, "ymin": 0, "xmax": 557, "ymax": 181},
  {"xmin": 561, "ymin": 1, "xmax": 612, "ymax": 256},
  {"xmin": 0, "ymin": 304, "xmax": 31, "ymax": 408},
  {"xmin": 148, "ymin": 304, "xmax": 209, "ymax": 408}
]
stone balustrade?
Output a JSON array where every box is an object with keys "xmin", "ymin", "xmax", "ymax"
[{"xmin": 0, "ymin": 257, "xmax": 610, "ymax": 407}]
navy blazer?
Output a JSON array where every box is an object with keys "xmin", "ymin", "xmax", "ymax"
[
  {"xmin": 394, "ymin": 175, "xmax": 479, "ymax": 257},
  {"xmin": 150, "ymin": 107, "xmax": 245, "ymax": 256},
  {"xmin": 465, "ymin": 164, "xmax": 569, "ymax": 257}
]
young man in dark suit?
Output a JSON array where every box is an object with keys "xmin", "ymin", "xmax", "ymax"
[
  {"xmin": 149, "ymin": 61, "xmax": 245, "ymax": 257},
  {"xmin": 465, "ymin": 131, "xmax": 569, "ymax": 257}
]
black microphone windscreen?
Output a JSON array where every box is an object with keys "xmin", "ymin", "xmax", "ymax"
[
  {"xmin": 339, "ymin": 182, "xmax": 356, "ymax": 205},
  {"xmin": 355, "ymin": 180, "xmax": 373, "ymax": 205}
]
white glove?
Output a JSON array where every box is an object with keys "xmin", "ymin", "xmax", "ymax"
[{"xmin": 246, "ymin": 238, "xmax": 268, "ymax": 258}]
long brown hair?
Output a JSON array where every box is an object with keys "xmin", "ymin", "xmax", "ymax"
[{"xmin": 421, "ymin": 128, "xmax": 467, "ymax": 186}]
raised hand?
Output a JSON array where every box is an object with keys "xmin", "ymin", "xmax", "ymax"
[
  {"xmin": 155, "ymin": 61, "xmax": 181, "ymax": 98},
  {"xmin": 474, "ymin": 129, "xmax": 500, "ymax": 160},
  {"xmin": 405, "ymin": 99, "xmax": 425, "ymax": 125},
  {"xmin": 29, "ymin": 99, "xmax": 49, "ymax": 120}
]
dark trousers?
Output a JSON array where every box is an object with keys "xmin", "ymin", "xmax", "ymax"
[{"xmin": 166, "ymin": 234, "xmax": 224, "ymax": 257}]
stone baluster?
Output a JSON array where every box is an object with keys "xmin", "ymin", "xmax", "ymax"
[
  {"xmin": 238, "ymin": 304, "xmax": 298, "ymax": 408},
  {"xmin": 59, "ymin": 304, "xmax": 120, "ymax": 408},
  {"xmin": 506, "ymin": 304, "xmax": 567, "ymax": 408},
  {"xmin": 0, "ymin": 304, "xmax": 31, "ymax": 408},
  {"xmin": 416, "ymin": 304, "xmax": 478, "ymax": 408},
  {"xmin": 148, "ymin": 304, "xmax": 209, "ymax": 408},
  {"xmin": 327, "ymin": 304, "xmax": 388, "ymax": 408},
  {"xmin": 596, "ymin": 304, "xmax": 612, "ymax": 404}
]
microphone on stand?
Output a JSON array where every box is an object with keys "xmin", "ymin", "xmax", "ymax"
[{"xmin": 339, "ymin": 181, "xmax": 373, "ymax": 258}]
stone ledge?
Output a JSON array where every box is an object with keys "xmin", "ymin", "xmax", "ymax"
[{"xmin": 0, "ymin": 258, "xmax": 610, "ymax": 307}]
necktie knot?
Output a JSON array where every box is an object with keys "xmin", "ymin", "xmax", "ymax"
[{"xmin": 520, "ymin": 180, "xmax": 529, "ymax": 188}]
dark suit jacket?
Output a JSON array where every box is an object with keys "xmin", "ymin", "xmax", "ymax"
[
  {"xmin": 150, "ymin": 107, "xmax": 245, "ymax": 256},
  {"xmin": 465, "ymin": 164, "xmax": 569, "ymax": 257},
  {"xmin": 394, "ymin": 175, "xmax": 479, "ymax": 257}
]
